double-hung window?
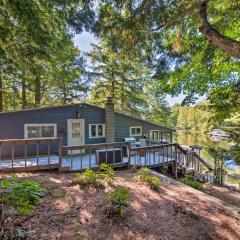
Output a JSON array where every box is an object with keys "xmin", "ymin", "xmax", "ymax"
[
  {"xmin": 129, "ymin": 126, "xmax": 142, "ymax": 137},
  {"xmin": 24, "ymin": 124, "xmax": 57, "ymax": 139},
  {"xmin": 89, "ymin": 124, "xmax": 105, "ymax": 138}
]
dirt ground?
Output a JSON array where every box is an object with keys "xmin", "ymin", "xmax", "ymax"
[
  {"xmin": 204, "ymin": 184, "xmax": 240, "ymax": 208},
  {"xmin": 1, "ymin": 170, "xmax": 240, "ymax": 240}
]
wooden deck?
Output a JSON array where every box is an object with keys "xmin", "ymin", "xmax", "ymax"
[{"xmin": 0, "ymin": 138, "xmax": 213, "ymax": 180}]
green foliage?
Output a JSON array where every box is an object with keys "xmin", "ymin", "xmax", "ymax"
[
  {"xmin": 1, "ymin": 175, "xmax": 45, "ymax": 215},
  {"xmin": 72, "ymin": 168, "xmax": 99, "ymax": 188},
  {"xmin": 134, "ymin": 168, "xmax": 160, "ymax": 191},
  {"xmin": 99, "ymin": 163, "xmax": 115, "ymax": 184},
  {"xmin": 88, "ymin": 41, "xmax": 153, "ymax": 117},
  {"xmin": 72, "ymin": 164, "xmax": 116, "ymax": 188},
  {"xmin": 103, "ymin": 187, "xmax": 131, "ymax": 217},
  {"xmin": 0, "ymin": 1, "xmax": 91, "ymax": 111},
  {"xmin": 172, "ymin": 103, "xmax": 214, "ymax": 133},
  {"xmin": 181, "ymin": 176, "xmax": 204, "ymax": 191}
]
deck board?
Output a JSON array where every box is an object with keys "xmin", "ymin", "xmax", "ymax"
[{"xmin": 0, "ymin": 152, "xmax": 173, "ymax": 172}]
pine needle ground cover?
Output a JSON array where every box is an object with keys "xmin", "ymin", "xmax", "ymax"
[{"xmin": 0, "ymin": 170, "xmax": 239, "ymax": 240}]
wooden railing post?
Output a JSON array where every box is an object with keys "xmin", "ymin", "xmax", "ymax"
[
  {"xmin": 127, "ymin": 142, "xmax": 131, "ymax": 169},
  {"xmin": 58, "ymin": 138, "xmax": 63, "ymax": 172},
  {"xmin": 174, "ymin": 144, "xmax": 178, "ymax": 179}
]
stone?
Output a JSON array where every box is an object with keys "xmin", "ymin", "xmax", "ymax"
[
  {"xmin": 49, "ymin": 188, "xmax": 66, "ymax": 198},
  {"xmin": 76, "ymin": 228, "xmax": 89, "ymax": 240},
  {"xmin": 65, "ymin": 194, "xmax": 75, "ymax": 208}
]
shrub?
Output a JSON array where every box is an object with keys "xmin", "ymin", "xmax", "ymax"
[
  {"xmin": 181, "ymin": 176, "xmax": 204, "ymax": 191},
  {"xmin": 72, "ymin": 164, "xmax": 115, "ymax": 188},
  {"xmin": 103, "ymin": 187, "xmax": 131, "ymax": 217},
  {"xmin": 1, "ymin": 175, "xmax": 45, "ymax": 215},
  {"xmin": 72, "ymin": 168, "xmax": 99, "ymax": 188},
  {"xmin": 134, "ymin": 168, "xmax": 160, "ymax": 191},
  {"xmin": 144, "ymin": 175, "xmax": 160, "ymax": 191},
  {"xmin": 99, "ymin": 163, "xmax": 115, "ymax": 184}
]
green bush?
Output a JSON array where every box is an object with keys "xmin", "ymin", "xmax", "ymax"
[
  {"xmin": 103, "ymin": 187, "xmax": 131, "ymax": 217},
  {"xmin": 144, "ymin": 175, "xmax": 160, "ymax": 191},
  {"xmin": 72, "ymin": 168, "xmax": 99, "ymax": 188},
  {"xmin": 72, "ymin": 164, "xmax": 115, "ymax": 188},
  {"xmin": 1, "ymin": 175, "xmax": 45, "ymax": 215},
  {"xmin": 99, "ymin": 163, "xmax": 115, "ymax": 184},
  {"xmin": 181, "ymin": 176, "xmax": 204, "ymax": 191},
  {"xmin": 134, "ymin": 168, "xmax": 160, "ymax": 191}
]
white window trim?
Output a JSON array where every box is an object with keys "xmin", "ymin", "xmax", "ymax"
[
  {"xmin": 24, "ymin": 123, "xmax": 57, "ymax": 139},
  {"xmin": 149, "ymin": 130, "xmax": 160, "ymax": 140},
  {"xmin": 129, "ymin": 126, "xmax": 142, "ymax": 137},
  {"xmin": 89, "ymin": 124, "xmax": 105, "ymax": 138}
]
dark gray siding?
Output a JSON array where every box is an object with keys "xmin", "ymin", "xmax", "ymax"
[
  {"xmin": 0, "ymin": 104, "xmax": 106, "ymax": 145},
  {"xmin": 115, "ymin": 113, "xmax": 173, "ymax": 142},
  {"xmin": 0, "ymin": 104, "xmax": 174, "ymax": 157},
  {"xmin": 0, "ymin": 104, "xmax": 106, "ymax": 157}
]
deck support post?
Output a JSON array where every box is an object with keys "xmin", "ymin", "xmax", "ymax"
[
  {"xmin": 127, "ymin": 142, "xmax": 131, "ymax": 169},
  {"xmin": 58, "ymin": 138, "xmax": 63, "ymax": 172},
  {"xmin": 174, "ymin": 144, "xmax": 178, "ymax": 179}
]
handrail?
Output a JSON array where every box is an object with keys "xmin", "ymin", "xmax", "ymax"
[
  {"xmin": 62, "ymin": 141, "xmax": 127, "ymax": 150},
  {"xmin": 0, "ymin": 137, "xmax": 63, "ymax": 172},
  {"xmin": 0, "ymin": 137, "xmax": 61, "ymax": 145},
  {"xmin": 192, "ymin": 152, "xmax": 213, "ymax": 170},
  {"xmin": 131, "ymin": 143, "xmax": 175, "ymax": 150}
]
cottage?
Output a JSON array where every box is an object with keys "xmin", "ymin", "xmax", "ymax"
[
  {"xmin": 0, "ymin": 99, "xmax": 213, "ymax": 177},
  {"xmin": 0, "ymin": 98, "xmax": 175, "ymax": 159}
]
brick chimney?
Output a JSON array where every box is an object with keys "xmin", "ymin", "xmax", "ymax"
[{"xmin": 105, "ymin": 97, "xmax": 115, "ymax": 143}]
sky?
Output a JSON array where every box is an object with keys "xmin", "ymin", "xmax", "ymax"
[{"xmin": 73, "ymin": 32, "xmax": 205, "ymax": 107}]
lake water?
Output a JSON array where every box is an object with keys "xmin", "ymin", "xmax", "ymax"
[{"xmin": 174, "ymin": 131, "xmax": 240, "ymax": 175}]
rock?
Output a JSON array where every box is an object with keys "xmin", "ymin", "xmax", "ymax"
[
  {"xmin": 65, "ymin": 194, "xmax": 75, "ymax": 208},
  {"xmin": 76, "ymin": 229, "xmax": 89, "ymax": 240},
  {"xmin": 49, "ymin": 188, "xmax": 66, "ymax": 198}
]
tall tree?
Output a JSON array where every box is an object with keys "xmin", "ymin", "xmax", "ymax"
[
  {"xmin": 88, "ymin": 42, "xmax": 151, "ymax": 116},
  {"xmin": 0, "ymin": 1, "xmax": 92, "ymax": 111}
]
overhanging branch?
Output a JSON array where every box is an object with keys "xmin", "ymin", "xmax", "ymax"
[{"xmin": 199, "ymin": 1, "xmax": 240, "ymax": 58}]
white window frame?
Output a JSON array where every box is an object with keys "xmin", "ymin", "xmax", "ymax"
[
  {"xmin": 89, "ymin": 124, "xmax": 105, "ymax": 138},
  {"xmin": 129, "ymin": 126, "xmax": 142, "ymax": 137},
  {"xmin": 149, "ymin": 130, "xmax": 159, "ymax": 141},
  {"xmin": 24, "ymin": 123, "xmax": 57, "ymax": 139}
]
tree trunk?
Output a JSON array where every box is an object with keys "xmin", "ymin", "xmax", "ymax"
[
  {"xmin": 199, "ymin": 1, "xmax": 240, "ymax": 58},
  {"xmin": 0, "ymin": 71, "xmax": 3, "ymax": 112},
  {"xmin": 22, "ymin": 75, "xmax": 27, "ymax": 109},
  {"xmin": 111, "ymin": 69, "xmax": 115, "ymax": 100},
  {"xmin": 35, "ymin": 75, "xmax": 41, "ymax": 107},
  {"xmin": 120, "ymin": 80, "xmax": 124, "ymax": 110},
  {"xmin": 63, "ymin": 89, "xmax": 67, "ymax": 104}
]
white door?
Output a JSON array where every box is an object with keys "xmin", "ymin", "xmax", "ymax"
[{"xmin": 67, "ymin": 119, "xmax": 85, "ymax": 154}]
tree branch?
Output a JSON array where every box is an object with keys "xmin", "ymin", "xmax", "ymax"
[{"xmin": 199, "ymin": 1, "xmax": 240, "ymax": 58}]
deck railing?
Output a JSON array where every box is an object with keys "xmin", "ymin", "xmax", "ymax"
[
  {"xmin": 61, "ymin": 142, "xmax": 130, "ymax": 172},
  {"xmin": 0, "ymin": 138, "xmax": 62, "ymax": 172},
  {"xmin": 0, "ymin": 138, "xmax": 214, "ymax": 180}
]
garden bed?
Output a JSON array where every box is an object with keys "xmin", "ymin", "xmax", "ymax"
[{"xmin": 1, "ymin": 170, "xmax": 240, "ymax": 240}]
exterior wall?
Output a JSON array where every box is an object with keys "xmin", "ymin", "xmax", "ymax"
[
  {"xmin": 0, "ymin": 103, "xmax": 174, "ymax": 157},
  {"xmin": 0, "ymin": 104, "xmax": 106, "ymax": 145},
  {"xmin": 114, "ymin": 113, "xmax": 173, "ymax": 142},
  {"xmin": 0, "ymin": 104, "xmax": 106, "ymax": 157}
]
